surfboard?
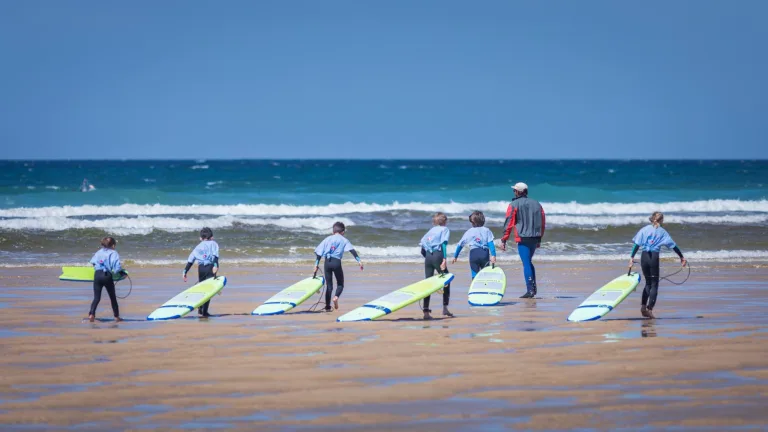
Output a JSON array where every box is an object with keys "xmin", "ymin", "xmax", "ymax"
[
  {"xmin": 251, "ymin": 276, "xmax": 325, "ymax": 315},
  {"xmin": 59, "ymin": 266, "xmax": 127, "ymax": 282},
  {"xmin": 147, "ymin": 276, "xmax": 227, "ymax": 321},
  {"xmin": 567, "ymin": 272, "xmax": 641, "ymax": 322},
  {"xmin": 468, "ymin": 265, "xmax": 506, "ymax": 306},
  {"xmin": 337, "ymin": 273, "xmax": 455, "ymax": 322}
]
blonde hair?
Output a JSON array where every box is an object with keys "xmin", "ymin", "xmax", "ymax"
[
  {"xmin": 649, "ymin": 212, "xmax": 664, "ymax": 228},
  {"xmin": 432, "ymin": 212, "xmax": 448, "ymax": 226}
]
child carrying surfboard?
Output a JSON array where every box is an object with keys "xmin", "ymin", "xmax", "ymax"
[
  {"xmin": 183, "ymin": 227, "xmax": 220, "ymax": 318},
  {"xmin": 452, "ymin": 211, "xmax": 497, "ymax": 278},
  {"xmin": 313, "ymin": 222, "xmax": 364, "ymax": 312},
  {"xmin": 88, "ymin": 237, "xmax": 127, "ymax": 322},
  {"xmin": 419, "ymin": 212, "xmax": 453, "ymax": 319},
  {"xmin": 628, "ymin": 212, "xmax": 687, "ymax": 319}
]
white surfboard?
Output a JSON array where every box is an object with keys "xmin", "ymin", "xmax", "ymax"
[
  {"xmin": 252, "ymin": 276, "xmax": 325, "ymax": 315},
  {"xmin": 147, "ymin": 277, "xmax": 226, "ymax": 321},
  {"xmin": 468, "ymin": 265, "xmax": 506, "ymax": 306},
  {"xmin": 567, "ymin": 272, "xmax": 641, "ymax": 322},
  {"xmin": 337, "ymin": 273, "xmax": 454, "ymax": 322}
]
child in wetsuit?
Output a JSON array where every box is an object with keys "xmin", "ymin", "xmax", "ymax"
[
  {"xmin": 183, "ymin": 227, "xmax": 220, "ymax": 318},
  {"xmin": 88, "ymin": 237, "xmax": 126, "ymax": 322},
  {"xmin": 314, "ymin": 222, "xmax": 363, "ymax": 311},
  {"xmin": 419, "ymin": 212, "xmax": 452, "ymax": 319},
  {"xmin": 452, "ymin": 211, "xmax": 496, "ymax": 278},
  {"xmin": 629, "ymin": 212, "xmax": 687, "ymax": 319}
]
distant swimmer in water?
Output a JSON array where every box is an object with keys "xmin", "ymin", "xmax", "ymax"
[
  {"xmin": 80, "ymin": 178, "xmax": 95, "ymax": 192},
  {"xmin": 89, "ymin": 237, "xmax": 126, "ymax": 322},
  {"xmin": 628, "ymin": 212, "xmax": 687, "ymax": 319}
]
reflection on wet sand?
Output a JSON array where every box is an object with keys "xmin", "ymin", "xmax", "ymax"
[{"xmin": 0, "ymin": 262, "xmax": 766, "ymax": 430}]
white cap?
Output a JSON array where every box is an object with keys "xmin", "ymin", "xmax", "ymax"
[{"xmin": 512, "ymin": 182, "xmax": 528, "ymax": 192}]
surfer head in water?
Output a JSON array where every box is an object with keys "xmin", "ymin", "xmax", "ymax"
[
  {"xmin": 419, "ymin": 212, "xmax": 452, "ymax": 319},
  {"xmin": 452, "ymin": 211, "xmax": 497, "ymax": 279},
  {"xmin": 88, "ymin": 237, "xmax": 126, "ymax": 323},
  {"xmin": 629, "ymin": 212, "xmax": 687, "ymax": 319},
  {"xmin": 183, "ymin": 227, "xmax": 220, "ymax": 318},
  {"xmin": 314, "ymin": 222, "xmax": 364, "ymax": 312}
]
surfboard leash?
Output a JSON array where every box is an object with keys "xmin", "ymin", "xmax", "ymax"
[
  {"xmin": 117, "ymin": 274, "xmax": 133, "ymax": 299},
  {"xmin": 660, "ymin": 264, "xmax": 691, "ymax": 286}
]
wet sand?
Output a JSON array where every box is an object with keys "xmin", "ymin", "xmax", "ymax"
[{"xmin": 0, "ymin": 262, "xmax": 766, "ymax": 431}]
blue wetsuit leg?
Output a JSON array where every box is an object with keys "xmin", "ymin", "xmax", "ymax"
[{"xmin": 517, "ymin": 239, "xmax": 538, "ymax": 294}]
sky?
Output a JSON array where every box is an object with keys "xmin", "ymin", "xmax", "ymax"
[{"xmin": 0, "ymin": 1, "xmax": 766, "ymax": 160}]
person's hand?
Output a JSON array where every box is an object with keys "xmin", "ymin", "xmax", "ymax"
[
  {"xmin": 212, "ymin": 266, "xmax": 218, "ymax": 275},
  {"xmin": 183, "ymin": 273, "xmax": 187, "ymax": 283},
  {"xmin": 500, "ymin": 241, "xmax": 506, "ymax": 252},
  {"xmin": 451, "ymin": 257, "xmax": 457, "ymax": 265},
  {"xmin": 490, "ymin": 256, "xmax": 496, "ymax": 264},
  {"xmin": 359, "ymin": 262, "xmax": 364, "ymax": 271},
  {"xmin": 440, "ymin": 259, "xmax": 447, "ymax": 271},
  {"xmin": 628, "ymin": 258, "xmax": 634, "ymax": 268},
  {"xmin": 681, "ymin": 258, "xmax": 687, "ymax": 267}
]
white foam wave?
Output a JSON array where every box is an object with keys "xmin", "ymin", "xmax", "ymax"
[
  {"xmin": 190, "ymin": 164, "xmax": 209, "ymax": 170},
  {"xmin": 0, "ymin": 216, "xmax": 352, "ymax": 236},
  {"xmin": 487, "ymin": 214, "xmax": 768, "ymax": 227},
  {"xmin": 2, "ymin": 249, "xmax": 766, "ymax": 268},
  {"xmin": 1, "ymin": 199, "xmax": 766, "ymax": 219}
]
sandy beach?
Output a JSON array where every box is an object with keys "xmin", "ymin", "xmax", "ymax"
[{"xmin": 1, "ymin": 261, "xmax": 766, "ymax": 431}]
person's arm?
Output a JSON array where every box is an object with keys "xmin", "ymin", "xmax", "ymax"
[
  {"xmin": 540, "ymin": 205, "xmax": 546, "ymax": 240},
  {"xmin": 314, "ymin": 253, "xmax": 321, "ymax": 268},
  {"xmin": 501, "ymin": 204, "xmax": 517, "ymax": 248},
  {"xmin": 441, "ymin": 242, "xmax": 448, "ymax": 259},
  {"xmin": 673, "ymin": 246, "xmax": 687, "ymax": 267},
  {"xmin": 488, "ymin": 241, "xmax": 497, "ymax": 264},
  {"xmin": 453, "ymin": 244, "xmax": 463, "ymax": 259},
  {"xmin": 112, "ymin": 253, "xmax": 123, "ymax": 274},
  {"xmin": 350, "ymin": 249, "xmax": 364, "ymax": 269},
  {"xmin": 212, "ymin": 256, "xmax": 219, "ymax": 274},
  {"xmin": 420, "ymin": 247, "xmax": 427, "ymax": 258},
  {"xmin": 183, "ymin": 250, "xmax": 196, "ymax": 281},
  {"xmin": 628, "ymin": 244, "xmax": 640, "ymax": 268}
]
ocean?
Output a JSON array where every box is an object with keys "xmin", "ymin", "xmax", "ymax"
[{"xmin": 1, "ymin": 160, "xmax": 766, "ymax": 267}]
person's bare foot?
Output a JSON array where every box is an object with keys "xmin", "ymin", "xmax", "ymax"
[
  {"xmin": 114, "ymin": 316, "xmax": 123, "ymax": 322},
  {"xmin": 333, "ymin": 296, "xmax": 339, "ymax": 310},
  {"xmin": 640, "ymin": 305, "xmax": 650, "ymax": 318},
  {"xmin": 423, "ymin": 310, "xmax": 433, "ymax": 320},
  {"xmin": 647, "ymin": 308, "xmax": 656, "ymax": 319},
  {"xmin": 88, "ymin": 314, "xmax": 95, "ymax": 323}
]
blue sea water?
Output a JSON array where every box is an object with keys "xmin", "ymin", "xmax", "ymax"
[{"xmin": 0, "ymin": 160, "xmax": 766, "ymax": 266}]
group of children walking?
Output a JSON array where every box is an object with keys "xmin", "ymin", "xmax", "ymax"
[{"xmin": 87, "ymin": 184, "xmax": 687, "ymax": 322}]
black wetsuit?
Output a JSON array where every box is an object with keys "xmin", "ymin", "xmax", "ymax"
[
  {"xmin": 318, "ymin": 250, "xmax": 359, "ymax": 309},
  {"xmin": 90, "ymin": 270, "xmax": 120, "ymax": 317},
  {"xmin": 422, "ymin": 249, "xmax": 450, "ymax": 311},
  {"xmin": 197, "ymin": 264, "xmax": 216, "ymax": 315},
  {"xmin": 632, "ymin": 244, "xmax": 683, "ymax": 311}
]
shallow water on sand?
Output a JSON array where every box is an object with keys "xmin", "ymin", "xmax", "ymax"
[{"xmin": 0, "ymin": 263, "xmax": 766, "ymax": 430}]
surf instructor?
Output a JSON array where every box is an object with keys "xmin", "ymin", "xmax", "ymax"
[{"xmin": 501, "ymin": 182, "xmax": 546, "ymax": 299}]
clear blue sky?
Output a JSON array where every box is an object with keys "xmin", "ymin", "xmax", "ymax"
[{"xmin": 1, "ymin": 1, "xmax": 766, "ymax": 160}]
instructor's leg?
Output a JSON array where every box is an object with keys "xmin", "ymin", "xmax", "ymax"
[{"xmin": 517, "ymin": 242, "xmax": 535, "ymax": 297}]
